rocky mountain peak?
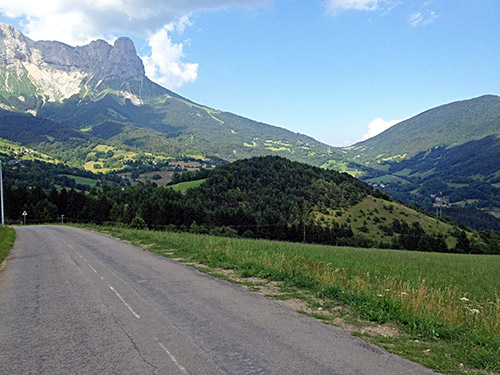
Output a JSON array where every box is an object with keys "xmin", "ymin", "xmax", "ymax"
[
  {"xmin": 0, "ymin": 23, "xmax": 150, "ymax": 106},
  {"xmin": 0, "ymin": 22, "xmax": 27, "ymax": 41},
  {"xmin": 99, "ymin": 36, "xmax": 145, "ymax": 80}
]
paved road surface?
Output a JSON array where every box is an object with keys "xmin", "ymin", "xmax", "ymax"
[{"xmin": 0, "ymin": 225, "xmax": 437, "ymax": 374}]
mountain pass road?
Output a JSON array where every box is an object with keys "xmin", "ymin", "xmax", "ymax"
[{"xmin": 0, "ymin": 225, "xmax": 437, "ymax": 374}]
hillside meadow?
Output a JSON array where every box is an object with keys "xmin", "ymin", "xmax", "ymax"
[{"xmin": 85, "ymin": 225, "xmax": 499, "ymax": 374}]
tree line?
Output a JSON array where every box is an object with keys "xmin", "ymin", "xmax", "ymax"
[{"xmin": 3, "ymin": 155, "xmax": 499, "ymax": 254}]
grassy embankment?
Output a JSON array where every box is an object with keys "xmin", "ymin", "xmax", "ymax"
[
  {"xmin": 85, "ymin": 225, "xmax": 499, "ymax": 374},
  {"xmin": 0, "ymin": 226, "xmax": 15, "ymax": 264}
]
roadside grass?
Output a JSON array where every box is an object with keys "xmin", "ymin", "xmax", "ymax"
[
  {"xmin": 0, "ymin": 226, "xmax": 15, "ymax": 264},
  {"xmin": 83, "ymin": 225, "xmax": 500, "ymax": 374}
]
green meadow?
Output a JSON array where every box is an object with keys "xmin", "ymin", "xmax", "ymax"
[
  {"xmin": 168, "ymin": 179, "xmax": 206, "ymax": 193},
  {"xmin": 59, "ymin": 174, "xmax": 100, "ymax": 188}
]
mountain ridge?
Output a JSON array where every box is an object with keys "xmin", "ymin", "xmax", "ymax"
[
  {"xmin": 0, "ymin": 22, "xmax": 352, "ymax": 168},
  {"xmin": 342, "ymin": 94, "xmax": 500, "ymax": 233},
  {"xmin": 342, "ymin": 94, "xmax": 500, "ymax": 167}
]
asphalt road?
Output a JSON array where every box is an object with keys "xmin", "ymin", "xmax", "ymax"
[{"xmin": 0, "ymin": 225, "xmax": 437, "ymax": 374}]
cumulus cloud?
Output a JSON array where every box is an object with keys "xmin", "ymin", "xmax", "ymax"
[
  {"xmin": 325, "ymin": 0, "xmax": 387, "ymax": 15},
  {"xmin": 142, "ymin": 18, "xmax": 199, "ymax": 90},
  {"xmin": 359, "ymin": 116, "xmax": 410, "ymax": 142},
  {"xmin": 0, "ymin": 0, "xmax": 269, "ymax": 88},
  {"xmin": 408, "ymin": 10, "xmax": 438, "ymax": 27}
]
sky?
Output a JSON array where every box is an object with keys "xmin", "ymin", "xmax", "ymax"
[{"xmin": 0, "ymin": 0, "xmax": 499, "ymax": 147}]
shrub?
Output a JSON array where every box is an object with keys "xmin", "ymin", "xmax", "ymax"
[{"xmin": 130, "ymin": 216, "xmax": 147, "ymax": 229}]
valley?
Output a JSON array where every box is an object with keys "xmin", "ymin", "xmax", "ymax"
[{"xmin": 0, "ymin": 19, "xmax": 499, "ymax": 375}]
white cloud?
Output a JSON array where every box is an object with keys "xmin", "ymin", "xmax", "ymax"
[
  {"xmin": 325, "ymin": 0, "xmax": 385, "ymax": 15},
  {"xmin": 359, "ymin": 116, "xmax": 410, "ymax": 142},
  {"xmin": 142, "ymin": 18, "xmax": 199, "ymax": 90},
  {"xmin": 409, "ymin": 10, "xmax": 438, "ymax": 27},
  {"xmin": 0, "ymin": 0, "xmax": 270, "ymax": 88},
  {"xmin": 0, "ymin": 0, "xmax": 271, "ymax": 44}
]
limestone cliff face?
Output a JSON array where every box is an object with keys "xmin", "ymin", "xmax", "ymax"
[{"xmin": 0, "ymin": 23, "xmax": 148, "ymax": 108}]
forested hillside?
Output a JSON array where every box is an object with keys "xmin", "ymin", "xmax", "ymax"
[
  {"xmin": 343, "ymin": 95, "xmax": 500, "ymax": 166},
  {"xmin": 4, "ymin": 155, "xmax": 498, "ymax": 254},
  {"xmin": 341, "ymin": 95, "xmax": 500, "ymax": 234}
]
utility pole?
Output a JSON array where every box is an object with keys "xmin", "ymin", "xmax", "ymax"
[{"xmin": 0, "ymin": 160, "xmax": 4, "ymax": 228}]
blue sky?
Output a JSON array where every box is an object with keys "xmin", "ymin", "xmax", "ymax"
[{"xmin": 0, "ymin": 0, "xmax": 499, "ymax": 146}]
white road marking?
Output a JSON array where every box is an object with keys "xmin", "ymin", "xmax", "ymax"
[
  {"xmin": 88, "ymin": 264, "xmax": 98, "ymax": 274},
  {"xmin": 108, "ymin": 285, "xmax": 140, "ymax": 319},
  {"xmin": 156, "ymin": 339, "xmax": 189, "ymax": 374}
]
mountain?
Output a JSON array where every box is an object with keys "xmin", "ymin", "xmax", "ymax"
[
  {"xmin": 342, "ymin": 95, "xmax": 500, "ymax": 167},
  {"xmin": 341, "ymin": 95, "xmax": 500, "ymax": 232},
  {"xmin": 0, "ymin": 22, "xmax": 356, "ymax": 169}
]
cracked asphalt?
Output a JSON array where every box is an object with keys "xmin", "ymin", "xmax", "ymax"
[{"xmin": 0, "ymin": 225, "xmax": 437, "ymax": 374}]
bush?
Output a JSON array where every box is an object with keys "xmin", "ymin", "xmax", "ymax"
[
  {"xmin": 242, "ymin": 230, "xmax": 255, "ymax": 239},
  {"xmin": 130, "ymin": 216, "xmax": 147, "ymax": 229},
  {"xmin": 210, "ymin": 226, "xmax": 239, "ymax": 238}
]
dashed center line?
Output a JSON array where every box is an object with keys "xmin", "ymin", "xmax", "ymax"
[
  {"xmin": 156, "ymin": 339, "xmax": 189, "ymax": 374},
  {"xmin": 87, "ymin": 264, "xmax": 105, "ymax": 280},
  {"xmin": 63, "ymin": 236, "xmax": 189, "ymax": 373},
  {"xmin": 109, "ymin": 285, "xmax": 141, "ymax": 319}
]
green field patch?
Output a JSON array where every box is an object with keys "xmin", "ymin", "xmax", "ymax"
[
  {"xmin": 366, "ymin": 175, "xmax": 410, "ymax": 184},
  {"xmin": 377, "ymin": 153, "xmax": 407, "ymax": 162},
  {"xmin": 321, "ymin": 160, "xmax": 365, "ymax": 177},
  {"xmin": 93, "ymin": 145, "xmax": 114, "ymax": 152},
  {"xmin": 318, "ymin": 197, "xmax": 459, "ymax": 248},
  {"xmin": 59, "ymin": 174, "xmax": 99, "ymax": 188},
  {"xmin": 0, "ymin": 138, "xmax": 59, "ymax": 164},
  {"xmin": 392, "ymin": 168, "xmax": 412, "ymax": 177},
  {"xmin": 265, "ymin": 146, "xmax": 291, "ymax": 152},
  {"xmin": 243, "ymin": 141, "xmax": 258, "ymax": 148},
  {"xmin": 168, "ymin": 179, "xmax": 206, "ymax": 193},
  {"xmin": 113, "ymin": 149, "xmax": 136, "ymax": 159},
  {"xmin": 264, "ymin": 140, "xmax": 292, "ymax": 147},
  {"xmin": 83, "ymin": 161, "xmax": 108, "ymax": 173}
]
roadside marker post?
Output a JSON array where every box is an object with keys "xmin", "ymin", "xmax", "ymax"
[{"xmin": 22, "ymin": 211, "xmax": 27, "ymax": 225}]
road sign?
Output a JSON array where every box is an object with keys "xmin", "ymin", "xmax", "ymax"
[{"xmin": 22, "ymin": 211, "xmax": 27, "ymax": 225}]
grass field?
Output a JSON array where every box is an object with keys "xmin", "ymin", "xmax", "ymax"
[
  {"xmin": 59, "ymin": 174, "xmax": 100, "ymax": 188},
  {"xmin": 319, "ymin": 196, "xmax": 463, "ymax": 248},
  {"xmin": 168, "ymin": 179, "xmax": 206, "ymax": 193},
  {"xmin": 85, "ymin": 225, "xmax": 500, "ymax": 375},
  {"xmin": 0, "ymin": 226, "xmax": 15, "ymax": 264}
]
